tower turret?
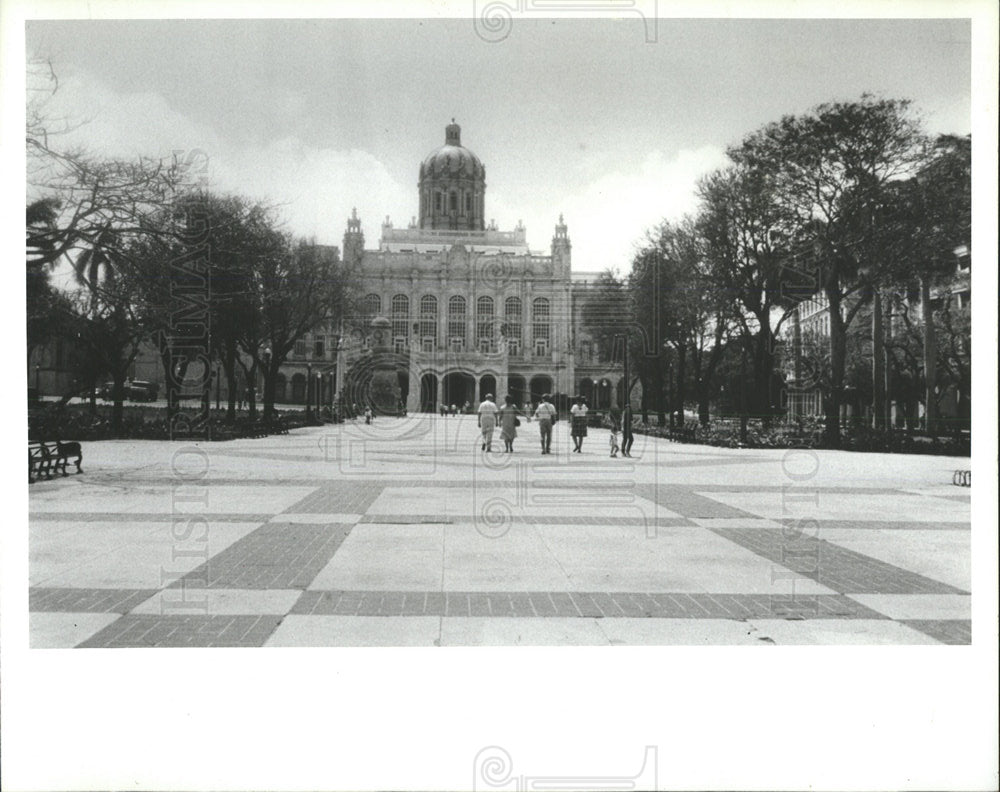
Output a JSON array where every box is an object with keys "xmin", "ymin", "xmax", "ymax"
[
  {"xmin": 551, "ymin": 213, "xmax": 571, "ymax": 270},
  {"xmin": 343, "ymin": 207, "xmax": 364, "ymax": 267}
]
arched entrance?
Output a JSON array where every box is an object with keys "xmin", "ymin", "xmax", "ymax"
[
  {"xmin": 617, "ymin": 377, "xmax": 631, "ymax": 409},
  {"xmin": 595, "ymin": 378, "xmax": 612, "ymax": 410},
  {"xmin": 442, "ymin": 372, "xmax": 475, "ymax": 408},
  {"xmin": 420, "ymin": 373, "xmax": 438, "ymax": 412},
  {"xmin": 507, "ymin": 375, "xmax": 527, "ymax": 406},
  {"xmin": 479, "ymin": 374, "xmax": 497, "ymax": 402},
  {"xmin": 579, "ymin": 377, "xmax": 594, "ymax": 405},
  {"xmin": 529, "ymin": 375, "xmax": 553, "ymax": 406}
]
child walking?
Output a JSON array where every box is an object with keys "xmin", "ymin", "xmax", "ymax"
[{"xmin": 609, "ymin": 408, "xmax": 621, "ymax": 458}]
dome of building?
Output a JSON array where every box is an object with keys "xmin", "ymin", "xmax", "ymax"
[
  {"xmin": 417, "ymin": 121, "xmax": 486, "ymax": 232},
  {"xmin": 419, "ymin": 121, "xmax": 485, "ymax": 180}
]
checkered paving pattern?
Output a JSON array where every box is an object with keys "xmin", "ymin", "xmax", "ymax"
[
  {"xmin": 902, "ymin": 620, "xmax": 972, "ymax": 645},
  {"xmin": 708, "ymin": 527, "xmax": 968, "ymax": 595},
  {"xmin": 78, "ymin": 614, "xmax": 283, "ymax": 648},
  {"xmin": 169, "ymin": 522, "xmax": 354, "ymax": 590},
  {"xmin": 28, "ymin": 428, "xmax": 973, "ymax": 646},
  {"xmin": 30, "ymin": 587, "xmax": 158, "ymax": 613},
  {"xmin": 282, "ymin": 481, "xmax": 385, "ymax": 514},
  {"xmin": 291, "ymin": 590, "xmax": 884, "ymax": 619}
]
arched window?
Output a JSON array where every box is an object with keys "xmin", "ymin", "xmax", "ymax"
[
  {"xmin": 449, "ymin": 191, "xmax": 457, "ymax": 212},
  {"xmin": 419, "ymin": 295, "xmax": 437, "ymax": 347},
  {"xmin": 448, "ymin": 295, "xmax": 467, "ymax": 348},
  {"xmin": 391, "ymin": 294, "xmax": 409, "ymax": 341},
  {"xmin": 504, "ymin": 297, "xmax": 523, "ymax": 354},
  {"xmin": 363, "ymin": 293, "xmax": 381, "ymax": 316}
]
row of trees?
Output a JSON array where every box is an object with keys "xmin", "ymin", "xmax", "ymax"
[
  {"xmin": 26, "ymin": 64, "xmax": 354, "ymax": 431},
  {"xmin": 584, "ymin": 96, "xmax": 971, "ymax": 447}
]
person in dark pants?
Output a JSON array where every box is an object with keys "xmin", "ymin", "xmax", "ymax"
[
  {"xmin": 621, "ymin": 401, "xmax": 634, "ymax": 457},
  {"xmin": 533, "ymin": 393, "xmax": 556, "ymax": 454}
]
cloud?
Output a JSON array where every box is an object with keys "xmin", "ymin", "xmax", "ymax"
[
  {"xmin": 557, "ymin": 146, "xmax": 729, "ymax": 273},
  {"xmin": 33, "ymin": 68, "xmax": 729, "ymax": 273}
]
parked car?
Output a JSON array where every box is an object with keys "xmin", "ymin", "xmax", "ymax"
[
  {"xmin": 126, "ymin": 380, "xmax": 158, "ymax": 401},
  {"xmin": 98, "ymin": 380, "xmax": 159, "ymax": 402}
]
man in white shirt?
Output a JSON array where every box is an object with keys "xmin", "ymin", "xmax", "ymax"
[
  {"xmin": 477, "ymin": 393, "xmax": 498, "ymax": 452},
  {"xmin": 533, "ymin": 393, "xmax": 557, "ymax": 454}
]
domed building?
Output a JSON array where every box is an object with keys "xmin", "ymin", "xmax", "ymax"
[{"xmin": 283, "ymin": 122, "xmax": 635, "ymax": 415}]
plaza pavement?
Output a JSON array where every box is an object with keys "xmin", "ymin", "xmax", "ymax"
[{"xmin": 27, "ymin": 413, "xmax": 973, "ymax": 647}]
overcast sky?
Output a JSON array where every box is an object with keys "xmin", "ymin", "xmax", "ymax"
[{"xmin": 27, "ymin": 16, "xmax": 971, "ymax": 272}]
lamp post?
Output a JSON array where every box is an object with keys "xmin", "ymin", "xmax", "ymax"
[
  {"xmin": 262, "ymin": 346, "xmax": 272, "ymax": 419},
  {"xmin": 215, "ymin": 361, "xmax": 221, "ymax": 410},
  {"xmin": 35, "ymin": 365, "xmax": 41, "ymax": 400}
]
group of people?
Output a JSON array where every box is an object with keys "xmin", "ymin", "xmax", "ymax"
[
  {"xmin": 476, "ymin": 393, "xmax": 634, "ymax": 456},
  {"xmin": 438, "ymin": 401, "xmax": 471, "ymax": 417}
]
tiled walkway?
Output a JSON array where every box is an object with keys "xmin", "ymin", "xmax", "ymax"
[{"xmin": 28, "ymin": 415, "xmax": 973, "ymax": 646}]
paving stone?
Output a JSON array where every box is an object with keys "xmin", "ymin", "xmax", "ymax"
[
  {"xmin": 282, "ymin": 482, "xmax": 385, "ymax": 515},
  {"xmin": 77, "ymin": 615, "xmax": 283, "ymax": 647},
  {"xmin": 708, "ymin": 527, "xmax": 967, "ymax": 595},
  {"xmin": 30, "ymin": 587, "xmax": 159, "ymax": 613},
  {"xmin": 901, "ymin": 619, "xmax": 972, "ymax": 645},
  {"xmin": 636, "ymin": 485, "xmax": 759, "ymax": 519},
  {"xmin": 170, "ymin": 522, "xmax": 353, "ymax": 590}
]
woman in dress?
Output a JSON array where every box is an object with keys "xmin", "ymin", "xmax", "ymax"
[
  {"xmin": 498, "ymin": 394, "xmax": 527, "ymax": 453},
  {"xmin": 477, "ymin": 393, "xmax": 498, "ymax": 452},
  {"xmin": 570, "ymin": 395, "xmax": 588, "ymax": 453}
]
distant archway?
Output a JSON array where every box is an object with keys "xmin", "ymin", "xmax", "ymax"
[
  {"xmin": 420, "ymin": 373, "xmax": 438, "ymax": 412},
  {"xmin": 442, "ymin": 372, "xmax": 475, "ymax": 409},
  {"xmin": 579, "ymin": 377, "xmax": 594, "ymax": 406},
  {"xmin": 507, "ymin": 375, "xmax": 527, "ymax": 407},
  {"xmin": 529, "ymin": 375, "xmax": 553, "ymax": 406},
  {"xmin": 479, "ymin": 374, "xmax": 497, "ymax": 403},
  {"xmin": 595, "ymin": 378, "xmax": 612, "ymax": 410}
]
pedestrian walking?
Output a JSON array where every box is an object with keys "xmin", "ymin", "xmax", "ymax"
[
  {"xmin": 533, "ymin": 393, "xmax": 557, "ymax": 454},
  {"xmin": 570, "ymin": 396, "xmax": 588, "ymax": 453},
  {"xmin": 477, "ymin": 393, "xmax": 498, "ymax": 452},
  {"xmin": 621, "ymin": 401, "xmax": 635, "ymax": 457},
  {"xmin": 364, "ymin": 406, "xmax": 373, "ymax": 425},
  {"xmin": 498, "ymin": 394, "xmax": 527, "ymax": 453},
  {"xmin": 608, "ymin": 407, "xmax": 621, "ymax": 458}
]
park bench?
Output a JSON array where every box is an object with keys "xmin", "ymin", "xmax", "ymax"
[{"xmin": 28, "ymin": 440, "xmax": 83, "ymax": 483}]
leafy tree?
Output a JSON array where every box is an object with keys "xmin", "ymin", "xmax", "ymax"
[{"xmin": 730, "ymin": 96, "xmax": 926, "ymax": 446}]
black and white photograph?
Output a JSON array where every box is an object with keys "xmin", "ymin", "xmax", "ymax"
[{"xmin": 3, "ymin": 1, "xmax": 997, "ymax": 790}]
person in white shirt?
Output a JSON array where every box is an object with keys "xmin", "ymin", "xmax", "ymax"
[
  {"xmin": 533, "ymin": 393, "xmax": 557, "ymax": 454},
  {"xmin": 477, "ymin": 393, "xmax": 498, "ymax": 452},
  {"xmin": 570, "ymin": 396, "xmax": 588, "ymax": 453}
]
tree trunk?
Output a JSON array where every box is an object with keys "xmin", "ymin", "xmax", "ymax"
[
  {"xmin": 675, "ymin": 344, "xmax": 687, "ymax": 427},
  {"xmin": 920, "ymin": 276, "xmax": 939, "ymax": 436},
  {"xmin": 872, "ymin": 289, "xmax": 885, "ymax": 430},
  {"xmin": 112, "ymin": 370, "xmax": 126, "ymax": 436}
]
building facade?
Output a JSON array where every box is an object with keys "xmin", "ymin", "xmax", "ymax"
[{"xmin": 328, "ymin": 121, "xmax": 633, "ymax": 414}]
